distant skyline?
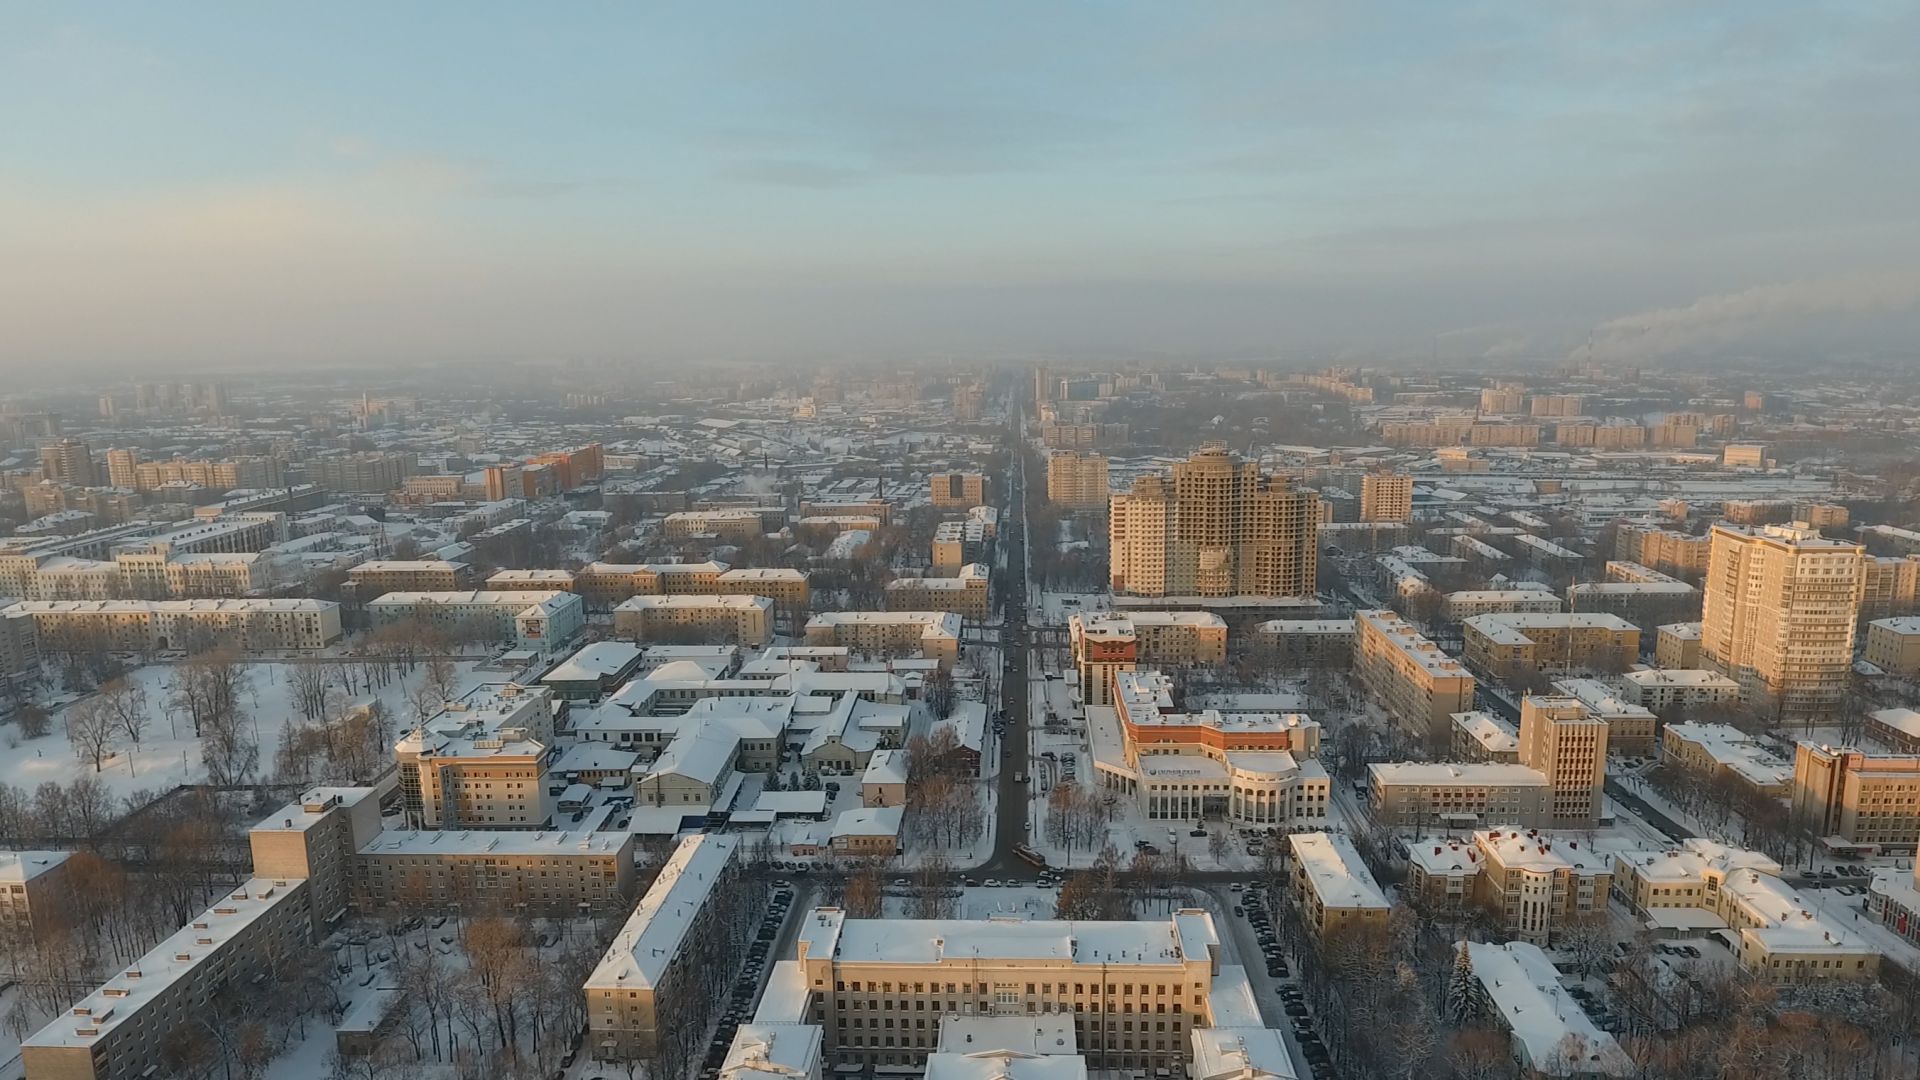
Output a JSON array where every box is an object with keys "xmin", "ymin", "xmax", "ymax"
[{"xmin": 4, "ymin": 3, "xmax": 1918, "ymax": 370}]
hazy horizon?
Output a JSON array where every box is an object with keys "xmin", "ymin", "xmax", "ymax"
[{"xmin": 5, "ymin": 3, "xmax": 1918, "ymax": 370}]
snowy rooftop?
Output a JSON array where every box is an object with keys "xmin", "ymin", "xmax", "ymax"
[
  {"xmin": 1467, "ymin": 941, "xmax": 1633, "ymax": 1076},
  {"xmin": 1190, "ymin": 1027, "xmax": 1298, "ymax": 1080},
  {"xmin": 1722, "ymin": 868, "xmax": 1873, "ymax": 955},
  {"xmin": 0, "ymin": 850, "xmax": 70, "ymax": 883},
  {"xmin": 1657, "ymin": 622, "xmax": 1702, "ymax": 640},
  {"xmin": 542, "ymin": 641, "xmax": 643, "ymax": 682},
  {"xmin": 1289, "ymin": 832, "xmax": 1390, "ymax": 911},
  {"xmin": 1551, "ymin": 678, "xmax": 1655, "ymax": 720},
  {"xmin": 1254, "ymin": 619, "xmax": 1355, "ymax": 635},
  {"xmin": 1452, "ymin": 710, "xmax": 1520, "ymax": 754},
  {"xmin": 936, "ymin": 1014, "xmax": 1077, "ymax": 1056},
  {"xmin": 252, "ymin": 786, "xmax": 382, "ymax": 835},
  {"xmin": 8, "ymin": 597, "xmax": 338, "ymax": 614},
  {"xmin": 1356, "ymin": 610, "xmax": 1470, "ymax": 677},
  {"xmin": 616, "ymin": 593, "xmax": 772, "ymax": 611},
  {"xmin": 830, "ymin": 805, "xmax": 904, "ymax": 838},
  {"xmin": 585, "ymin": 834, "xmax": 738, "ymax": 990},
  {"xmin": 806, "ymin": 610, "xmax": 963, "ymax": 637},
  {"xmin": 358, "ymin": 829, "xmax": 628, "ymax": 857},
  {"xmin": 1464, "ymin": 612, "xmax": 1640, "ymax": 642},
  {"xmin": 1613, "ymin": 839, "xmax": 1780, "ymax": 884},
  {"xmin": 720, "ymin": 1023, "xmax": 824, "ymax": 1080},
  {"xmin": 796, "ymin": 907, "xmax": 1218, "ymax": 967},
  {"xmin": 553, "ymin": 742, "xmax": 641, "ymax": 774},
  {"xmin": 1476, "ymin": 829, "xmax": 1608, "ymax": 873},
  {"xmin": 1369, "ymin": 762, "xmax": 1549, "ymax": 787},
  {"xmin": 862, "ymin": 747, "xmax": 909, "ymax": 786},
  {"xmin": 645, "ymin": 728, "xmax": 741, "ymax": 785},
  {"xmin": 1662, "ymin": 723, "xmax": 1791, "ymax": 787},
  {"xmin": 1618, "ymin": 668, "xmax": 1740, "ymax": 690},
  {"xmin": 23, "ymin": 878, "xmax": 307, "ymax": 1051},
  {"xmin": 1406, "ymin": 839, "xmax": 1478, "ymax": 877},
  {"xmin": 1868, "ymin": 707, "xmax": 1920, "ymax": 741},
  {"xmin": 1870, "ymin": 616, "xmax": 1920, "ymax": 636},
  {"xmin": 753, "ymin": 961, "xmax": 811, "ymax": 1024},
  {"xmin": 924, "ymin": 1051, "xmax": 1087, "ymax": 1080}
]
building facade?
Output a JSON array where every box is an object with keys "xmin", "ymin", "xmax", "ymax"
[
  {"xmin": 1701, "ymin": 523, "xmax": 1864, "ymax": 718},
  {"xmin": 1108, "ymin": 448, "xmax": 1319, "ymax": 599}
]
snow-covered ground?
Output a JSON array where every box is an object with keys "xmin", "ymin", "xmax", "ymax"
[{"xmin": 0, "ymin": 660, "xmax": 501, "ymax": 804}]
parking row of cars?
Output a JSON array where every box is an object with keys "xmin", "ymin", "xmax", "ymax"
[
  {"xmin": 697, "ymin": 885, "xmax": 795, "ymax": 1080},
  {"xmin": 1237, "ymin": 885, "xmax": 1332, "ymax": 1079}
]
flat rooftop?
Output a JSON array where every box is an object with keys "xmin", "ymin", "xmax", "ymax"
[
  {"xmin": 585, "ymin": 834, "xmax": 738, "ymax": 990},
  {"xmin": 1289, "ymin": 832, "xmax": 1390, "ymax": 911}
]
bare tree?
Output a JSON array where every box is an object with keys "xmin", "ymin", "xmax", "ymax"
[
  {"xmin": 65, "ymin": 699, "xmax": 117, "ymax": 773},
  {"xmin": 97, "ymin": 677, "xmax": 150, "ymax": 750},
  {"xmin": 421, "ymin": 656, "xmax": 462, "ymax": 705},
  {"xmin": 14, "ymin": 704, "xmax": 50, "ymax": 740},
  {"xmin": 289, "ymin": 664, "xmax": 331, "ymax": 723},
  {"xmin": 843, "ymin": 862, "xmax": 884, "ymax": 918},
  {"xmin": 911, "ymin": 852, "xmax": 956, "ymax": 919}
]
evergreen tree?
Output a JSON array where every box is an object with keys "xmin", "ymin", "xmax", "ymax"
[{"xmin": 1447, "ymin": 940, "xmax": 1480, "ymax": 1024}]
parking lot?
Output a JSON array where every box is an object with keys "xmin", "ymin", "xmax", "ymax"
[
  {"xmin": 1214, "ymin": 882, "xmax": 1333, "ymax": 1080},
  {"xmin": 693, "ymin": 882, "xmax": 798, "ymax": 1080}
]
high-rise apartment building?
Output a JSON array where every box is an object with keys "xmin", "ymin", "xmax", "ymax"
[
  {"xmin": 309, "ymin": 451, "xmax": 415, "ymax": 493},
  {"xmin": 928, "ymin": 472, "xmax": 987, "ymax": 509},
  {"xmin": 1358, "ymin": 472, "xmax": 1412, "ymax": 523},
  {"xmin": 1107, "ymin": 447, "xmax": 1318, "ymax": 598},
  {"xmin": 1701, "ymin": 523, "xmax": 1864, "ymax": 717},
  {"xmin": 38, "ymin": 438, "xmax": 96, "ymax": 486},
  {"xmin": 1517, "ymin": 695, "xmax": 1607, "ymax": 828},
  {"xmin": 104, "ymin": 448, "xmax": 140, "ymax": 488},
  {"xmin": 1479, "ymin": 385, "xmax": 1526, "ymax": 414},
  {"xmin": 1046, "ymin": 451, "xmax": 1110, "ymax": 510}
]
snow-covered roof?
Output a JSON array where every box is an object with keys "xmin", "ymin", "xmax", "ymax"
[
  {"xmin": 1189, "ymin": 1027, "xmax": 1298, "ymax": 1080},
  {"xmin": 0, "ymin": 850, "xmax": 70, "ymax": 883},
  {"xmin": 358, "ymin": 829, "xmax": 628, "ymax": 857},
  {"xmin": 1468, "ymin": 940, "xmax": 1634, "ymax": 1076},
  {"xmin": 23, "ymin": 879, "xmax": 307, "ymax": 1051},
  {"xmin": 585, "ymin": 834, "xmax": 738, "ymax": 990},
  {"xmin": 754, "ymin": 790, "xmax": 829, "ymax": 816},
  {"xmin": 924, "ymin": 1051, "xmax": 1087, "ymax": 1080},
  {"xmin": 645, "ymin": 728, "xmax": 740, "ymax": 786},
  {"xmin": 862, "ymin": 747, "xmax": 909, "ymax": 787},
  {"xmin": 542, "ymin": 641, "xmax": 643, "ymax": 683},
  {"xmin": 936, "ymin": 1014, "xmax": 1077, "ymax": 1056},
  {"xmin": 720, "ymin": 1023, "xmax": 823, "ymax": 1080},
  {"xmin": 1288, "ymin": 833, "xmax": 1390, "ymax": 911},
  {"xmin": 796, "ymin": 907, "xmax": 1219, "ymax": 967},
  {"xmin": 830, "ymin": 805, "xmax": 904, "ymax": 839}
]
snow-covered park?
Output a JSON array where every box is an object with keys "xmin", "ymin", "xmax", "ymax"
[{"xmin": 0, "ymin": 659, "xmax": 503, "ymax": 806}]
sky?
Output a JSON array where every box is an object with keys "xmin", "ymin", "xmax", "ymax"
[{"xmin": 3, "ymin": 2, "xmax": 1918, "ymax": 371}]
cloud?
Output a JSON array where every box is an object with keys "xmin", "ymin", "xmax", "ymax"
[{"xmin": 1583, "ymin": 270, "xmax": 1920, "ymax": 361}]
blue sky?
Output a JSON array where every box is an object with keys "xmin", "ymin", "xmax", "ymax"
[{"xmin": 3, "ymin": 2, "xmax": 1917, "ymax": 368}]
